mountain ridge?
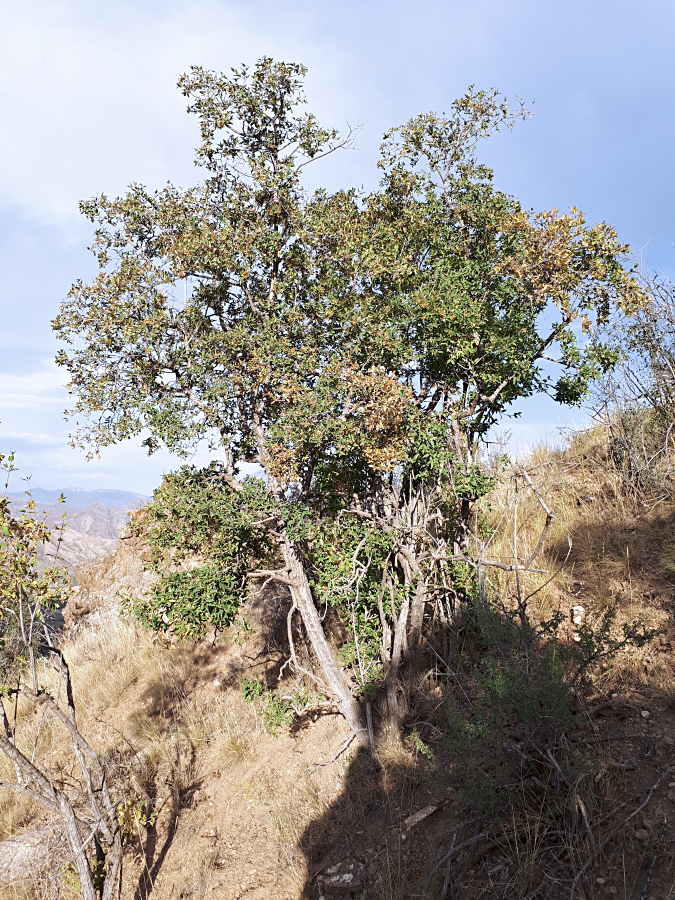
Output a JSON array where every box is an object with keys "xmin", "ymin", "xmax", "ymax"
[
  {"xmin": 6, "ymin": 492, "xmax": 149, "ymax": 571},
  {"xmin": 16, "ymin": 486, "xmax": 151, "ymax": 508}
]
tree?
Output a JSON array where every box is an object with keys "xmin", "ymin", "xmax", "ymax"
[
  {"xmin": 0, "ymin": 454, "xmax": 122, "ymax": 899},
  {"xmin": 54, "ymin": 59, "xmax": 647, "ymax": 743}
]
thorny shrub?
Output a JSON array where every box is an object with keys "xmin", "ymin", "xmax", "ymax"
[{"xmin": 440, "ymin": 593, "xmax": 662, "ymax": 821}]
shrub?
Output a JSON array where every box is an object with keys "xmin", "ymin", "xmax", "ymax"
[{"xmin": 128, "ymin": 565, "xmax": 241, "ymax": 639}]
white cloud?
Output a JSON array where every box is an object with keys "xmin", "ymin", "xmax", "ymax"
[
  {"xmin": 1, "ymin": 432, "xmax": 64, "ymax": 445},
  {"xmin": 0, "ymin": 364, "xmax": 68, "ymax": 409},
  {"xmin": 0, "ymin": 0, "xmax": 348, "ymax": 228},
  {"xmin": 0, "ymin": 0, "xmax": 515, "ymax": 228}
]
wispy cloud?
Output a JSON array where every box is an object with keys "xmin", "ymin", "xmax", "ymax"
[
  {"xmin": 0, "ymin": 365, "xmax": 68, "ymax": 410},
  {"xmin": 0, "ymin": 2, "xmax": 288, "ymax": 226}
]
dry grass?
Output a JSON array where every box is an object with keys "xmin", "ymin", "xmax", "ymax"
[
  {"xmin": 61, "ymin": 617, "xmax": 164, "ymax": 718},
  {"xmin": 268, "ymin": 770, "xmax": 327, "ymax": 887},
  {"xmin": 473, "ymin": 426, "xmax": 674, "ymax": 696},
  {"xmin": 0, "ymin": 689, "xmax": 71, "ymax": 842},
  {"xmin": 179, "ymin": 691, "xmax": 259, "ymax": 767},
  {"xmin": 376, "ymin": 731, "xmax": 416, "ymax": 771},
  {"xmin": 0, "ymin": 754, "xmax": 36, "ymax": 842},
  {"xmin": 0, "ymin": 874, "xmax": 81, "ymax": 900}
]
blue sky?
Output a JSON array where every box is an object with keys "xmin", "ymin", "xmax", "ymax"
[{"xmin": 1, "ymin": 0, "xmax": 674, "ymax": 494}]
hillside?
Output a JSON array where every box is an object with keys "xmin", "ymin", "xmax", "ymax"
[{"xmin": 3, "ymin": 427, "xmax": 675, "ymax": 899}]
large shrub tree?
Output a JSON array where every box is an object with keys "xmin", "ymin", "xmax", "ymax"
[{"xmin": 54, "ymin": 59, "xmax": 646, "ymax": 744}]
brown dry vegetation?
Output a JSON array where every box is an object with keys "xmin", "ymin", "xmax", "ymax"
[{"xmin": 5, "ymin": 424, "xmax": 675, "ymax": 899}]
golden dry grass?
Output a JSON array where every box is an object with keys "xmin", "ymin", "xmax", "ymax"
[
  {"xmin": 61, "ymin": 617, "xmax": 163, "ymax": 717},
  {"xmin": 179, "ymin": 691, "xmax": 259, "ymax": 767},
  {"xmin": 0, "ymin": 755, "xmax": 35, "ymax": 842},
  {"xmin": 477, "ymin": 425, "xmax": 674, "ymax": 699}
]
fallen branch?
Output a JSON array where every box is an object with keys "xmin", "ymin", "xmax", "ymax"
[
  {"xmin": 423, "ymin": 826, "xmax": 493, "ymax": 899},
  {"xmin": 626, "ymin": 769, "xmax": 670, "ymax": 823},
  {"xmin": 307, "ymin": 732, "xmax": 356, "ymax": 769},
  {"xmin": 586, "ymin": 697, "xmax": 639, "ymax": 717}
]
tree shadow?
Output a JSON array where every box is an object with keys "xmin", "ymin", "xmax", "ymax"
[
  {"xmin": 299, "ymin": 745, "xmax": 390, "ymax": 899},
  {"xmin": 297, "ymin": 725, "xmax": 449, "ymax": 900},
  {"xmin": 133, "ymin": 742, "xmax": 201, "ymax": 900}
]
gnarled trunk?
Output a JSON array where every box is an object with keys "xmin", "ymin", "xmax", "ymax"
[
  {"xmin": 384, "ymin": 588, "xmax": 410, "ymax": 737},
  {"xmin": 281, "ymin": 535, "xmax": 370, "ymax": 747},
  {"xmin": 256, "ymin": 425, "xmax": 369, "ymax": 747}
]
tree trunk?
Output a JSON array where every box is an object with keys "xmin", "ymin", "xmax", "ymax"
[
  {"xmin": 101, "ymin": 831, "xmax": 123, "ymax": 900},
  {"xmin": 406, "ymin": 572, "xmax": 428, "ymax": 692},
  {"xmin": 254, "ymin": 428, "xmax": 369, "ymax": 748},
  {"xmin": 397, "ymin": 547, "xmax": 427, "ymax": 696},
  {"xmin": 59, "ymin": 794, "xmax": 97, "ymax": 900},
  {"xmin": 385, "ymin": 590, "xmax": 410, "ymax": 738},
  {"xmin": 281, "ymin": 536, "xmax": 369, "ymax": 747}
]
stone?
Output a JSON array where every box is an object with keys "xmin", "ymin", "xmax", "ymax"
[{"xmin": 322, "ymin": 860, "xmax": 366, "ymax": 897}]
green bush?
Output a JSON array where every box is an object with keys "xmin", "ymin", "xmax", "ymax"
[
  {"xmin": 127, "ymin": 565, "xmax": 241, "ymax": 640},
  {"xmin": 126, "ymin": 463, "xmax": 277, "ymax": 638},
  {"xmin": 240, "ymin": 676, "xmax": 296, "ymax": 737},
  {"xmin": 241, "ymin": 676, "xmax": 265, "ymax": 703},
  {"xmin": 263, "ymin": 694, "xmax": 295, "ymax": 736}
]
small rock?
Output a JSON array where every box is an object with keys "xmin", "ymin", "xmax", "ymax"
[
  {"xmin": 323, "ymin": 860, "xmax": 365, "ymax": 896},
  {"xmin": 641, "ymin": 710, "xmax": 650, "ymax": 718},
  {"xmin": 596, "ymin": 877, "xmax": 606, "ymax": 885}
]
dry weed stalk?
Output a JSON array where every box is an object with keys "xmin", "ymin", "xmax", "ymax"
[{"xmin": 0, "ymin": 647, "xmax": 122, "ymax": 900}]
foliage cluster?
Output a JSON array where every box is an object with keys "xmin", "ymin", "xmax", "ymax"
[
  {"xmin": 240, "ymin": 675, "xmax": 308, "ymax": 736},
  {"xmin": 594, "ymin": 272, "xmax": 675, "ymax": 502},
  {"xmin": 127, "ymin": 461, "xmax": 276, "ymax": 638}
]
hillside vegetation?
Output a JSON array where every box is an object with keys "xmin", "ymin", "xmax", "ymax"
[{"xmin": 4, "ymin": 414, "xmax": 675, "ymax": 899}]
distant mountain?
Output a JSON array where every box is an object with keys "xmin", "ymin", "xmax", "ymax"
[
  {"xmin": 24, "ymin": 487, "xmax": 151, "ymax": 509},
  {"xmin": 5, "ymin": 490, "xmax": 151, "ymax": 572}
]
